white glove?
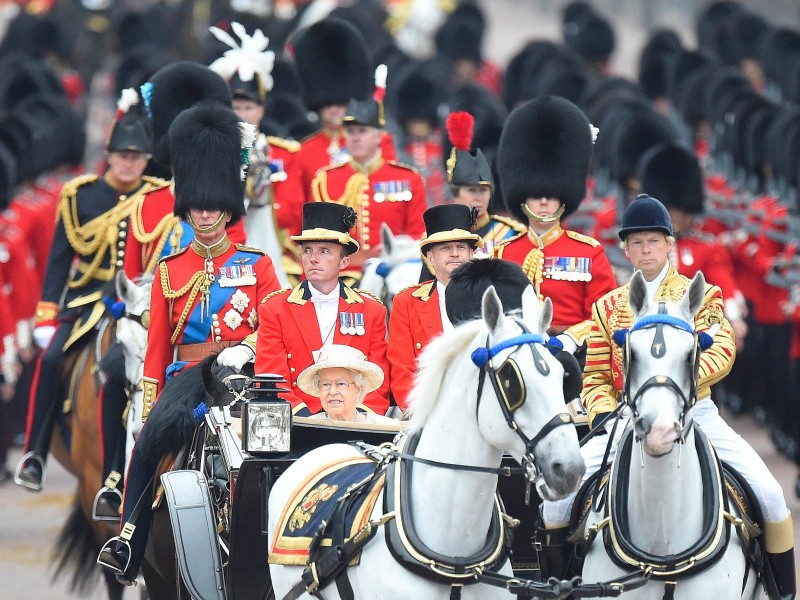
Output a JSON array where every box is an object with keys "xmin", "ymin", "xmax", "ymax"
[
  {"xmin": 1, "ymin": 335, "xmax": 17, "ymax": 386},
  {"xmin": 217, "ymin": 344, "xmax": 255, "ymax": 371},
  {"xmin": 16, "ymin": 320, "xmax": 32, "ymax": 351},
  {"xmin": 554, "ymin": 333, "xmax": 578, "ymax": 354},
  {"xmin": 33, "ymin": 325, "xmax": 56, "ymax": 349}
]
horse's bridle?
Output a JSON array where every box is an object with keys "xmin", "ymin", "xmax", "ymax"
[
  {"xmin": 618, "ymin": 304, "xmax": 710, "ymax": 442},
  {"xmin": 471, "ymin": 320, "xmax": 574, "ymax": 482}
]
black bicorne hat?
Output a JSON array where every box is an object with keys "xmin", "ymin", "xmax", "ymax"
[
  {"xmin": 445, "ymin": 111, "xmax": 493, "ymax": 187},
  {"xmin": 290, "ymin": 202, "xmax": 360, "ymax": 255},
  {"xmin": 343, "ymin": 65, "xmax": 387, "ymax": 128},
  {"xmin": 618, "ymin": 194, "xmax": 673, "ymax": 240},
  {"xmin": 497, "ymin": 96, "xmax": 593, "ymax": 223},
  {"xmin": 169, "ymin": 105, "xmax": 246, "ymax": 224},
  {"xmin": 107, "ymin": 106, "xmax": 152, "ymax": 154},
  {"xmin": 420, "ymin": 204, "xmax": 482, "ymax": 254},
  {"xmin": 229, "ymin": 71, "xmax": 265, "ymax": 103}
]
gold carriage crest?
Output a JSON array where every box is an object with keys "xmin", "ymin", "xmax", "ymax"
[{"xmin": 288, "ymin": 483, "xmax": 339, "ymax": 532}]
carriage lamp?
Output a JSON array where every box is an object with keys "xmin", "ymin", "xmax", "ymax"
[{"xmin": 243, "ymin": 374, "xmax": 291, "ymax": 453}]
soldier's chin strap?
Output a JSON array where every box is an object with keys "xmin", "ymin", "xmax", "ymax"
[
  {"xmin": 521, "ymin": 202, "xmax": 565, "ymax": 223},
  {"xmin": 187, "ymin": 211, "xmax": 229, "ymax": 233}
]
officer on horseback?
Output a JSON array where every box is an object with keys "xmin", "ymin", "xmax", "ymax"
[
  {"xmin": 97, "ymin": 104, "xmax": 281, "ymax": 585},
  {"xmin": 14, "ymin": 94, "xmax": 162, "ymax": 491},
  {"xmin": 540, "ymin": 195, "xmax": 796, "ymax": 600}
]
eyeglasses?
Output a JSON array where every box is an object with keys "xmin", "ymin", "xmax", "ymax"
[{"xmin": 319, "ymin": 381, "xmax": 356, "ymax": 392}]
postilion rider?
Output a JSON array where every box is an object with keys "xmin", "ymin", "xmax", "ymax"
[
  {"xmin": 388, "ymin": 204, "xmax": 481, "ymax": 412},
  {"xmin": 540, "ymin": 195, "xmax": 795, "ymax": 599},
  {"xmin": 97, "ymin": 105, "xmax": 281, "ymax": 585},
  {"xmin": 255, "ymin": 201, "xmax": 391, "ymax": 417},
  {"xmin": 14, "ymin": 93, "xmax": 164, "ymax": 491}
]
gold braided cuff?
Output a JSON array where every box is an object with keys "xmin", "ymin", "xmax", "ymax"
[
  {"xmin": 142, "ymin": 377, "xmax": 159, "ymax": 421},
  {"xmin": 35, "ymin": 301, "xmax": 59, "ymax": 325},
  {"xmin": 241, "ymin": 332, "xmax": 257, "ymax": 354}
]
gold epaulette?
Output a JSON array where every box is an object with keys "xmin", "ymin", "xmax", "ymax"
[
  {"xmin": 261, "ymin": 287, "xmax": 291, "ymax": 304},
  {"xmin": 300, "ymin": 130, "xmax": 322, "ymax": 144},
  {"xmin": 159, "ymin": 246, "xmax": 189, "ymax": 262},
  {"xmin": 141, "ymin": 175, "xmax": 170, "ymax": 189},
  {"xmin": 565, "ymin": 230, "xmax": 601, "ymax": 247},
  {"xmin": 318, "ymin": 161, "xmax": 349, "ymax": 174},
  {"xmin": 266, "ymin": 136, "xmax": 301, "ymax": 153},
  {"xmin": 493, "ymin": 214, "xmax": 526, "ymax": 233},
  {"xmin": 354, "ymin": 288, "xmax": 383, "ymax": 304},
  {"xmin": 386, "ymin": 160, "xmax": 420, "ymax": 174},
  {"xmin": 59, "ymin": 174, "xmax": 99, "ymax": 199},
  {"xmin": 493, "ymin": 231, "xmax": 526, "ymax": 256},
  {"xmin": 411, "ymin": 281, "xmax": 435, "ymax": 300},
  {"xmin": 234, "ymin": 244, "xmax": 266, "ymax": 255},
  {"xmin": 396, "ymin": 281, "xmax": 427, "ymax": 296},
  {"xmin": 685, "ymin": 231, "xmax": 715, "ymax": 244}
]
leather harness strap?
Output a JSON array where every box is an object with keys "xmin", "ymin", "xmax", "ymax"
[{"xmin": 176, "ymin": 340, "xmax": 237, "ymax": 362}]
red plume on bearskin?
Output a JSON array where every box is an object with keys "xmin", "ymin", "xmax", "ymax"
[{"xmin": 447, "ymin": 111, "xmax": 474, "ymax": 151}]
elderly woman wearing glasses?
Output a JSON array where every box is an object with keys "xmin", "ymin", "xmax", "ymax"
[{"xmin": 297, "ymin": 345, "xmax": 397, "ymax": 424}]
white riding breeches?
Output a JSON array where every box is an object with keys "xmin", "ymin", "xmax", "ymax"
[{"xmin": 542, "ymin": 398, "xmax": 790, "ymax": 527}]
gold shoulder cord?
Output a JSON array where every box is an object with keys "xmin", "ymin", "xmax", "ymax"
[
  {"xmin": 158, "ymin": 261, "xmax": 206, "ymax": 344},
  {"xmin": 521, "ymin": 248, "xmax": 544, "ymax": 295}
]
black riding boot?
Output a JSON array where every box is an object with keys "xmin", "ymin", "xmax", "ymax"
[
  {"xmin": 766, "ymin": 548, "xmax": 796, "ymax": 600},
  {"xmin": 14, "ymin": 324, "xmax": 72, "ymax": 491},
  {"xmin": 537, "ymin": 526, "xmax": 573, "ymax": 581}
]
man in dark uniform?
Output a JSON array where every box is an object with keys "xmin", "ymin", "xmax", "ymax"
[
  {"xmin": 493, "ymin": 96, "xmax": 616, "ymax": 352},
  {"xmin": 255, "ymin": 202, "xmax": 390, "ymax": 416},
  {"xmin": 445, "ymin": 110, "xmax": 524, "ymax": 256},
  {"xmin": 388, "ymin": 204, "xmax": 480, "ymax": 411},
  {"xmin": 14, "ymin": 94, "xmax": 163, "ymax": 491},
  {"xmin": 311, "ymin": 76, "xmax": 427, "ymax": 277},
  {"xmin": 97, "ymin": 105, "xmax": 281, "ymax": 585}
]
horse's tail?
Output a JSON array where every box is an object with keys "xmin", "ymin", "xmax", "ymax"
[{"xmin": 52, "ymin": 499, "xmax": 105, "ymax": 594}]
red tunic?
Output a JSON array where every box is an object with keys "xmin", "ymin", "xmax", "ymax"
[
  {"xmin": 296, "ymin": 129, "xmax": 397, "ymax": 202},
  {"xmin": 311, "ymin": 157, "xmax": 427, "ymax": 255},
  {"xmin": 672, "ymin": 233, "xmax": 739, "ymax": 305},
  {"xmin": 143, "ymin": 241, "xmax": 280, "ymax": 402},
  {"xmin": 255, "ymin": 281, "xmax": 390, "ymax": 414},
  {"xmin": 267, "ymin": 137, "xmax": 305, "ymax": 237},
  {"xmin": 387, "ymin": 281, "xmax": 443, "ymax": 410},
  {"xmin": 494, "ymin": 224, "xmax": 616, "ymax": 342}
]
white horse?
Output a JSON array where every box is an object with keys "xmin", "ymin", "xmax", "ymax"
[
  {"xmin": 359, "ymin": 223, "xmax": 422, "ymax": 311},
  {"xmin": 580, "ymin": 271, "xmax": 761, "ymax": 598},
  {"xmin": 268, "ymin": 287, "xmax": 586, "ymax": 599},
  {"xmin": 114, "ymin": 270, "xmax": 151, "ymax": 470}
]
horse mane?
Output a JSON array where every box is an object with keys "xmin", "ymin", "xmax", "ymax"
[{"xmin": 407, "ymin": 319, "xmax": 484, "ymax": 432}]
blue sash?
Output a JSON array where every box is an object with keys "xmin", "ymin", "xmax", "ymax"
[
  {"xmin": 159, "ymin": 220, "xmax": 195, "ymax": 261},
  {"xmin": 180, "ymin": 249, "xmax": 253, "ymax": 344}
]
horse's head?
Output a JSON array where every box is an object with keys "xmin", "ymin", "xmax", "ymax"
[
  {"xmin": 473, "ymin": 286, "xmax": 585, "ymax": 501},
  {"xmin": 115, "ymin": 270, "xmax": 152, "ymax": 387},
  {"xmin": 360, "ymin": 224, "xmax": 421, "ymax": 310},
  {"xmin": 624, "ymin": 270, "xmax": 707, "ymax": 456}
]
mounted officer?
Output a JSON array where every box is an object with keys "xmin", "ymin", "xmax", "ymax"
[
  {"xmin": 388, "ymin": 204, "xmax": 481, "ymax": 411},
  {"xmin": 97, "ymin": 104, "xmax": 281, "ymax": 585},
  {"xmin": 14, "ymin": 93, "xmax": 163, "ymax": 491}
]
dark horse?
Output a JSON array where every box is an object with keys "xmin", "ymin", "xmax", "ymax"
[
  {"xmin": 118, "ymin": 356, "xmax": 247, "ymax": 599},
  {"xmin": 49, "ymin": 317, "xmax": 127, "ymax": 600}
]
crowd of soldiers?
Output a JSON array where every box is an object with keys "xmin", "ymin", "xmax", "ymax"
[{"xmin": 0, "ymin": 0, "xmax": 798, "ymax": 595}]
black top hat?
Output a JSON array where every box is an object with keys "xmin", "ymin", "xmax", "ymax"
[
  {"xmin": 497, "ymin": 96, "xmax": 593, "ymax": 224},
  {"xmin": 169, "ymin": 105, "xmax": 246, "ymax": 224},
  {"xmin": 618, "ymin": 194, "xmax": 673, "ymax": 240},
  {"xmin": 290, "ymin": 203, "xmax": 360, "ymax": 255},
  {"xmin": 420, "ymin": 204, "xmax": 482, "ymax": 254},
  {"xmin": 445, "ymin": 111, "xmax": 492, "ymax": 187}
]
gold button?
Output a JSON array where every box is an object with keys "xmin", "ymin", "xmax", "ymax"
[
  {"xmin": 117, "ymin": 250, "xmax": 125, "ymax": 258},
  {"xmin": 118, "ymin": 230, "xmax": 127, "ymax": 238},
  {"xmin": 287, "ymin": 353, "xmax": 292, "ymax": 359},
  {"xmin": 415, "ymin": 342, "xmax": 422, "ymax": 350},
  {"xmin": 212, "ymin": 320, "xmax": 219, "ymax": 327},
  {"xmin": 212, "ymin": 313, "xmax": 218, "ymax": 319},
  {"xmin": 363, "ymin": 216, "xmax": 370, "ymax": 223},
  {"xmin": 119, "ymin": 220, "xmax": 128, "ymax": 229},
  {"xmin": 215, "ymin": 335, "xmax": 222, "ymax": 342},
  {"xmin": 214, "ymin": 327, "xmax": 221, "ymax": 334},
  {"xmin": 292, "ymin": 382, "xmax": 297, "ymax": 387},
  {"xmin": 116, "ymin": 260, "xmax": 123, "ymax": 267},
  {"xmin": 120, "ymin": 195, "xmax": 127, "ymax": 201},
  {"xmin": 290, "ymin": 367, "xmax": 295, "ymax": 373}
]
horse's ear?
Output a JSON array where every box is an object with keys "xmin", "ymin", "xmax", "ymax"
[
  {"xmin": 628, "ymin": 270, "xmax": 648, "ymax": 317},
  {"xmin": 381, "ymin": 223, "xmax": 395, "ymax": 254},
  {"xmin": 540, "ymin": 296, "xmax": 554, "ymax": 333},
  {"xmin": 201, "ymin": 359, "xmax": 227, "ymax": 405},
  {"xmin": 680, "ymin": 271, "xmax": 706, "ymax": 319},
  {"xmin": 116, "ymin": 270, "xmax": 132, "ymax": 302},
  {"xmin": 482, "ymin": 285, "xmax": 504, "ymax": 332}
]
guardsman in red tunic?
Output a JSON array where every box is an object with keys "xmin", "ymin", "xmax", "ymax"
[
  {"xmin": 311, "ymin": 69, "xmax": 426, "ymax": 279},
  {"xmin": 291, "ymin": 18, "xmax": 396, "ymax": 205},
  {"xmin": 445, "ymin": 111, "xmax": 525, "ymax": 256},
  {"xmin": 208, "ymin": 21, "xmax": 303, "ymax": 285},
  {"xmin": 389, "ymin": 204, "xmax": 481, "ymax": 411},
  {"xmin": 14, "ymin": 97, "xmax": 163, "ymax": 491},
  {"xmin": 98, "ymin": 105, "xmax": 281, "ymax": 585},
  {"xmin": 493, "ymin": 97, "xmax": 616, "ymax": 351},
  {"xmin": 255, "ymin": 202, "xmax": 390, "ymax": 415},
  {"xmin": 123, "ymin": 62, "xmax": 246, "ymax": 281}
]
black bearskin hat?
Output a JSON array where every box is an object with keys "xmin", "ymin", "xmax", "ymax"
[
  {"xmin": 638, "ymin": 144, "xmax": 704, "ymax": 215},
  {"xmin": 445, "ymin": 258, "xmax": 531, "ymax": 326},
  {"xmin": 146, "ymin": 62, "xmax": 232, "ymax": 168},
  {"xmin": 497, "ymin": 96, "xmax": 592, "ymax": 223},
  {"xmin": 610, "ymin": 110, "xmax": 675, "ymax": 187},
  {"xmin": 0, "ymin": 142, "xmax": 16, "ymax": 209},
  {"xmin": 169, "ymin": 105, "xmax": 246, "ymax": 224},
  {"xmin": 392, "ymin": 59, "xmax": 448, "ymax": 128},
  {"xmin": 290, "ymin": 18, "xmax": 371, "ymax": 112}
]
